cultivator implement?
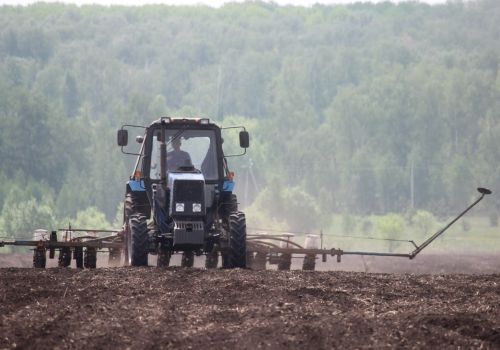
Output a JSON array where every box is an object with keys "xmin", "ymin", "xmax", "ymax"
[
  {"xmin": 0, "ymin": 228, "xmax": 122, "ymax": 268},
  {"xmin": 246, "ymin": 232, "xmax": 341, "ymax": 270},
  {"xmin": 245, "ymin": 187, "xmax": 493, "ymax": 270},
  {"xmin": 0, "ymin": 188, "xmax": 492, "ymax": 270}
]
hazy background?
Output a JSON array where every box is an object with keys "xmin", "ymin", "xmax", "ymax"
[
  {"xmin": 0, "ymin": 0, "xmax": 499, "ymax": 254},
  {"xmin": 0, "ymin": 0, "xmax": 451, "ymax": 7}
]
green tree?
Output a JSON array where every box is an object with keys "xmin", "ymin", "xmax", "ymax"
[
  {"xmin": 2, "ymin": 197, "xmax": 56, "ymax": 239},
  {"xmin": 63, "ymin": 73, "xmax": 80, "ymax": 117},
  {"xmin": 413, "ymin": 210, "xmax": 436, "ymax": 236},
  {"xmin": 376, "ymin": 213, "xmax": 405, "ymax": 252},
  {"xmin": 70, "ymin": 207, "xmax": 111, "ymax": 230}
]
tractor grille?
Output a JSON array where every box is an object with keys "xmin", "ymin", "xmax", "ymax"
[
  {"xmin": 173, "ymin": 180, "xmax": 204, "ymax": 203},
  {"xmin": 174, "ymin": 221, "xmax": 204, "ymax": 231}
]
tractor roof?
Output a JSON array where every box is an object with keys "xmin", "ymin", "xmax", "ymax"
[{"xmin": 150, "ymin": 117, "xmax": 216, "ymax": 128}]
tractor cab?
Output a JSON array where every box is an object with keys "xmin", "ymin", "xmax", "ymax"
[{"xmin": 117, "ymin": 117, "xmax": 249, "ymax": 268}]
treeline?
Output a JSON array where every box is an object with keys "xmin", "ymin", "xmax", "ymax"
[{"xmin": 0, "ymin": 0, "xmax": 499, "ymax": 238}]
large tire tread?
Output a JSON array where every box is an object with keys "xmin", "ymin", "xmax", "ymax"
[
  {"xmin": 220, "ymin": 194, "xmax": 238, "ymax": 223},
  {"xmin": 227, "ymin": 211, "xmax": 247, "ymax": 269},
  {"xmin": 123, "ymin": 193, "xmax": 137, "ymax": 266},
  {"xmin": 129, "ymin": 215, "xmax": 149, "ymax": 266}
]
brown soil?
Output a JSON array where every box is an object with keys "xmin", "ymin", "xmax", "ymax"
[
  {"xmin": 2, "ymin": 251, "xmax": 500, "ymax": 274},
  {"xmin": 1, "ymin": 260, "xmax": 500, "ymax": 349}
]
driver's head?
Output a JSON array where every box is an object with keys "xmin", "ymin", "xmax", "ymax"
[{"xmin": 172, "ymin": 137, "xmax": 182, "ymax": 150}]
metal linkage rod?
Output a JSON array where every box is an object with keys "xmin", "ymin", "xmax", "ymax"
[
  {"xmin": 409, "ymin": 187, "xmax": 492, "ymax": 259},
  {"xmin": 341, "ymin": 187, "xmax": 492, "ymax": 260},
  {"xmin": 342, "ymin": 251, "xmax": 411, "ymax": 258},
  {"xmin": 58, "ymin": 228, "xmax": 120, "ymax": 233}
]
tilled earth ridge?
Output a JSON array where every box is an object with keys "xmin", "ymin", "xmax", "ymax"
[
  {"xmin": 2, "ymin": 252, "xmax": 500, "ymax": 274},
  {"xmin": 1, "ymin": 268, "xmax": 500, "ymax": 349}
]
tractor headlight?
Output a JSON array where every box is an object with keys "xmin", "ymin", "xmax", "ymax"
[
  {"xmin": 175, "ymin": 203, "xmax": 185, "ymax": 212},
  {"xmin": 192, "ymin": 203, "xmax": 202, "ymax": 213}
]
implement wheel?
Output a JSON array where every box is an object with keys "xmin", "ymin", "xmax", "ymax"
[
  {"xmin": 84, "ymin": 247, "xmax": 97, "ymax": 269},
  {"xmin": 58, "ymin": 247, "xmax": 71, "ymax": 267},
  {"xmin": 181, "ymin": 251, "xmax": 194, "ymax": 268},
  {"xmin": 252, "ymin": 252, "xmax": 267, "ymax": 270},
  {"xmin": 157, "ymin": 242, "xmax": 171, "ymax": 268},
  {"xmin": 205, "ymin": 250, "xmax": 219, "ymax": 269},
  {"xmin": 74, "ymin": 247, "xmax": 84, "ymax": 269},
  {"xmin": 278, "ymin": 253, "xmax": 292, "ymax": 271},
  {"xmin": 33, "ymin": 248, "xmax": 46, "ymax": 268},
  {"xmin": 302, "ymin": 254, "xmax": 316, "ymax": 271},
  {"xmin": 127, "ymin": 215, "xmax": 149, "ymax": 266},
  {"xmin": 108, "ymin": 248, "xmax": 121, "ymax": 267},
  {"xmin": 225, "ymin": 211, "xmax": 247, "ymax": 269}
]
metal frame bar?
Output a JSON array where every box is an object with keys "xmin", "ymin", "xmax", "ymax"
[{"xmin": 0, "ymin": 240, "xmax": 122, "ymax": 249}]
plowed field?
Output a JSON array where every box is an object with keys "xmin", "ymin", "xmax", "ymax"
[{"xmin": 1, "ymin": 258, "xmax": 500, "ymax": 349}]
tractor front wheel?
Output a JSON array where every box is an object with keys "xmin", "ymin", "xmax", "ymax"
[{"xmin": 127, "ymin": 215, "xmax": 149, "ymax": 266}]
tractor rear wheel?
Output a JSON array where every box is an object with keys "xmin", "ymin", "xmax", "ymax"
[
  {"xmin": 220, "ymin": 194, "xmax": 238, "ymax": 224},
  {"xmin": 123, "ymin": 193, "xmax": 139, "ymax": 266},
  {"xmin": 225, "ymin": 211, "xmax": 247, "ymax": 269},
  {"xmin": 128, "ymin": 215, "xmax": 149, "ymax": 266},
  {"xmin": 124, "ymin": 193, "xmax": 139, "ymax": 218},
  {"xmin": 181, "ymin": 251, "xmax": 194, "ymax": 267}
]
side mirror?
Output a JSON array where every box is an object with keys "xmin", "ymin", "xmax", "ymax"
[
  {"xmin": 239, "ymin": 131, "xmax": 249, "ymax": 148},
  {"xmin": 117, "ymin": 129, "xmax": 128, "ymax": 146}
]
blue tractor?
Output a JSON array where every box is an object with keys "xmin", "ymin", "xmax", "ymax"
[{"xmin": 117, "ymin": 117, "xmax": 249, "ymax": 268}]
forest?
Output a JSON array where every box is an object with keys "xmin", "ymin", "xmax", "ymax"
[{"xmin": 0, "ymin": 0, "xmax": 499, "ymax": 241}]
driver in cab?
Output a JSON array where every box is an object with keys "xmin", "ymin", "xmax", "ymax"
[{"xmin": 167, "ymin": 137, "xmax": 192, "ymax": 171}]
